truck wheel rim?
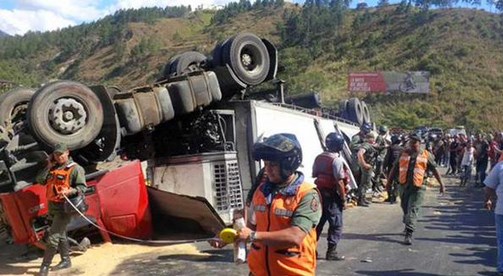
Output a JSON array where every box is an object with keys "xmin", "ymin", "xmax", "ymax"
[
  {"xmin": 10, "ymin": 103, "xmax": 28, "ymax": 125},
  {"xmin": 49, "ymin": 98, "xmax": 87, "ymax": 134},
  {"xmin": 240, "ymin": 46, "xmax": 261, "ymax": 74}
]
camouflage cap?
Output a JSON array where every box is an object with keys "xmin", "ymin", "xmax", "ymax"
[
  {"xmin": 53, "ymin": 143, "xmax": 68, "ymax": 154},
  {"xmin": 409, "ymin": 133, "xmax": 422, "ymax": 142},
  {"xmin": 365, "ymin": 131, "xmax": 377, "ymax": 139}
]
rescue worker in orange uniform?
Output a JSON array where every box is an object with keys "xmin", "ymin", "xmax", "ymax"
[
  {"xmin": 387, "ymin": 134, "xmax": 445, "ymax": 245},
  {"xmin": 36, "ymin": 143, "xmax": 87, "ymax": 276},
  {"xmin": 237, "ymin": 133, "xmax": 322, "ymax": 276},
  {"xmin": 312, "ymin": 132, "xmax": 347, "ymax": 261}
]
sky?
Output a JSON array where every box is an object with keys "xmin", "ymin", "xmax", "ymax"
[{"xmin": 0, "ymin": 0, "xmax": 497, "ymax": 36}]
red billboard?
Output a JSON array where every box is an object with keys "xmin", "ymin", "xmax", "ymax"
[
  {"xmin": 348, "ymin": 71, "xmax": 430, "ymax": 94},
  {"xmin": 348, "ymin": 73, "xmax": 387, "ymax": 93}
]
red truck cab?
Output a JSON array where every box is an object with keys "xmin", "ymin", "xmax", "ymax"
[{"xmin": 0, "ymin": 161, "xmax": 152, "ymax": 249}]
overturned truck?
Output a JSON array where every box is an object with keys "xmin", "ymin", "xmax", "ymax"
[{"xmin": 0, "ymin": 33, "xmax": 363, "ymax": 248}]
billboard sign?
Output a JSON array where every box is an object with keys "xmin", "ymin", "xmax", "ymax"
[{"xmin": 348, "ymin": 71, "xmax": 430, "ymax": 94}]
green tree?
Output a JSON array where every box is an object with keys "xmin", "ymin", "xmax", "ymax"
[{"xmin": 377, "ymin": 0, "xmax": 390, "ymax": 7}]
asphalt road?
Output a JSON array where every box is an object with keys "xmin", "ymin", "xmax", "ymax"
[{"xmin": 112, "ymin": 170, "xmax": 499, "ymax": 276}]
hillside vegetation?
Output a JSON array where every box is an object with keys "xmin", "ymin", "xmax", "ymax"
[{"xmin": 0, "ymin": 3, "xmax": 502, "ymax": 131}]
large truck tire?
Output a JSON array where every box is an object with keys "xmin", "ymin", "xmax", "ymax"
[
  {"xmin": 347, "ymin": 98, "xmax": 364, "ymax": 125},
  {"xmin": 361, "ymin": 101, "xmax": 371, "ymax": 123},
  {"xmin": 105, "ymin": 86, "xmax": 123, "ymax": 99},
  {"xmin": 338, "ymin": 100, "xmax": 349, "ymax": 119},
  {"xmin": 285, "ymin": 93, "xmax": 321, "ymax": 109},
  {"xmin": 261, "ymin": 38, "xmax": 278, "ymax": 82},
  {"xmin": 212, "ymin": 64, "xmax": 247, "ymax": 98},
  {"xmin": 75, "ymin": 85, "xmax": 121, "ymax": 163},
  {"xmin": 163, "ymin": 51, "xmax": 207, "ymax": 78},
  {"xmin": 222, "ymin": 33, "xmax": 270, "ymax": 86},
  {"xmin": 211, "ymin": 38, "xmax": 230, "ymax": 67},
  {"xmin": 27, "ymin": 81, "xmax": 104, "ymax": 150},
  {"xmin": 0, "ymin": 87, "xmax": 35, "ymax": 127}
]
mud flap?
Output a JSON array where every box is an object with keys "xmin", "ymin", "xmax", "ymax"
[
  {"xmin": 78, "ymin": 85, "xmax": 122, "ymax": 162},
  {"xmin": 211, "ymin": 64, "xmax": 247, "ymax": 99},
  {"xmin": 262, "ymin": 38, "xmax": 278, "ymax": 82},
  {"xmin": 147, "ymin": 187, "xmax": 226, "ymax": 236}
]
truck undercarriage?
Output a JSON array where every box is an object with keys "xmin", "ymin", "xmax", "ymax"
[{"xmin": 0, "ymin": 32, "xmax": 364, "ymax": 248}]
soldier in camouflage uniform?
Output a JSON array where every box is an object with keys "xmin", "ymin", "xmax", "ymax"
[
  {"xmin": 387, "ymin": 134, "xmax": 445, "ymax": 245},
  {"xmin": 350, "ymin": 123, "xmax": 372, "ymax": 190},
  {"xmin": 36, "ymin": 143, "xmax": 87, "ymax": 276},
  {"xmin": 373, "ymin": 125, "xmax": 390, "ymax": 194},
  {"xmin": 356, "ymin": 132, "xmax": 377, "ymax": 207}
]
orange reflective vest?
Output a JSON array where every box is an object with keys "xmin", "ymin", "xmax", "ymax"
[
  {"xmin": 398, "ymin": 150, "xmax": 430, "ymax": 188},
  {"xmin": 312, "ymin": 152, "xmax": 349, "ymax": 193},
  {"xmin": 46, "ymin": 163, "xmax": 76, "ymax": 203},
  {"xmin": 248, "ymin": 178, "xmax": 318, "ymax": 276}
]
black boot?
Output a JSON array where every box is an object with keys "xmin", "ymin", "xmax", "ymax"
[
  {"xmin": 358, "ymin": 199, "xmax": 369, "ymax": 207},
  {"xmin": 358, "ymin": 196, "xmax": 369, "ymax": 207},
  {"xmin": 363, "ymin": 197, "xmax": 372, "ymax": 205},
  {"xmin": 39, "ymin": 247, "xmax": 56, "ymax": 276},
  {"xmin": 389, "ymin": 195, "xmax": 397, "ymax": 204},
  {"xmin": 52, "ymin": 240, "xmax": 72, "ymax": 271},
  {"xmin": 404, "ymin": 231, "xmax": 413, "ymax": 245},
  {"xmin": 326, "ymin": 244, "xmax": 345, "ymax": 261}
]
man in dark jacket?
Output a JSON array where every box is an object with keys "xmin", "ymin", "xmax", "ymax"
[
  {"xmin": 383, "ymin": 134, "xmax": 403, "ymax": 204},
  {"xmin": 313, "ymin": 132, "xmax": 347, "ymax": 260}
]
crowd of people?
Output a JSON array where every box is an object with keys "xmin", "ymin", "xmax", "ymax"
[
  {"xmin": 350, "ymin": 125, "xmax": 503, "ymax": 201},
  {"xmin": 209, "ymin": 123, "xmax": 503, "ymax": 276},
  {"xmin": 348, "ymin": 124, "xmax": 445, "ymax": 245},
  {"xmin": 425, "ymin": 131, "xmax": 502, "ymax": 187},
  {"xmin": 37, "ymin": 128, "xmax": 500, "ymax": 276},
  {"xmin": 207, "ymin": 125, "xmax": 457, "ymax": 275}
]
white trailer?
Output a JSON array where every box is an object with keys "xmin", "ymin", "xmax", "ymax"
[{"xmin": 148, "ymin": 100, "xmax": 360, "ymax": 225}]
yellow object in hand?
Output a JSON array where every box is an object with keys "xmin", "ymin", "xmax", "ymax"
[{"xmin": 219, "ymin": 228, "xmax": 237, "ymax": 244}]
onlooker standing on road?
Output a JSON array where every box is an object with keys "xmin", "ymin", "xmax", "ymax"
[
  {"xmin": 460, "ymin": 140, "xmax": 475, "ymax": 187},
  {"xmin": 448, "ymin": 136, "xmax": 460, "ymax": 175},
  {"xmin": 474, "ymin": 133, "xmax": 489, "ymax": 187},
  {"xmin": 312, "ymin": 133, "xmax": 347, "ymax": 261},
  {"xmin": 484, "ymin": 159, "xmax": 503, "ymax": 276},
  {"xmin": 235, "ymin": 133, "xmax": 322, "ymax": 275},
  {"xmin": 444, "ymin": 134, "xmax": 453, "ymax": 172},
  {"xmin": 489, "ymin": 133, "xmax": 500, "ymax": 169},
  {"xmin": 387, "ymin": 134, "xmax": 445, "ymax": 245},
  {"xmin": 36, "ymin": 143, "xmax": 87, "ymax": 276},
  {"xmin": 432, "ymin": 135, "xmax": 445, "ymax": 167}
]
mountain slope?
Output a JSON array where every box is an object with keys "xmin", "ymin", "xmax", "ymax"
[
  {"xmin": 0, "ymin": 30, "xmax": 9, "ymax": 38},
  {"xmin": 0, "ymin": 5, "xmax": 502, "ymax": 130},
  {"xmin": 276, "ymin": 6, "xmax": 503, "ymax": 130}
]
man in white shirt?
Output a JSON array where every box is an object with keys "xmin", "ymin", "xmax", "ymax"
[{"xmin": 484, "ymin": 160, "xmax": 503, "ymax": 276}]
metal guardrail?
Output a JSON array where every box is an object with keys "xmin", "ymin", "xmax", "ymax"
[{"xmin": 269, "ymin": 102, "xmax": 360, "ymax": 126}]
